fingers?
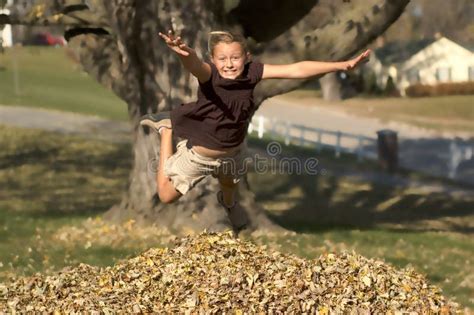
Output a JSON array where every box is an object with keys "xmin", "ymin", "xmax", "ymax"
[
  {"xmin": 174, "ymin": 36, "xmax": 183, "ymax": 45},
  {"xmin": 158, "ymin": 30, "xmax": 174, "ymax": 42},
  {"xmin": 179, "ymin": 44, "xmax": 191, "ymax": 55},
  {"xmin": 346, "ymin": 50, "xmax": 370, "ymax": 70},
  {"xmin": 354, "ymin": 49, "xmax": 370, "ymax": 64},
  {"xmin": 158, "ymin": 29, "xmax": 191, "ymax": 56},
  {"xmin": 158, "ymin": 32, "xmax": 170, "ymax": 44},
  {"xmin": 167, "ymin": 29, "xmax": 175, "ymax": 41},
  {"xmin": 158, "ymin": 29, "xmax": 184, "ymax": 46}
]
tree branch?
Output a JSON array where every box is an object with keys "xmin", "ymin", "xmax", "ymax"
[
  {"xmin": 66, "ymin": 34, "xmax": 132, "ymax": 104},
  {"xmin": 225, "ymin": 0, "xmax": 318, "ymax": 41},
  {"xmin": 253, "ymin": 0, "xmax": 410, "ymax": 105},
  {"xmin": 2, "ymin": 2, "xmax": 108, "ymax": 28}
]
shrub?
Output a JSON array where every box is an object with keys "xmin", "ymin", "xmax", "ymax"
[{"xmin": 406, "ymin": 82, "xmax": 474, "ymax": 97}]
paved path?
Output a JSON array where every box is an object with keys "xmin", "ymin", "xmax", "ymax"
[
  {"xmin": 259, "ymin": 97, "xmax": 459, "ymax": 140},
  {"xmin": 0, "ymin": 105, "xmax": 131, "ymax": 143},
  {"xmin": 258, "ymin": 97, "xmax": 474, "ymax": 186}
]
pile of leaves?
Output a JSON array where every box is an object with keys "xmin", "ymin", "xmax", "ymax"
[{"xmin": 0, "ymin": 232, "xmax": 458, "ymax": 313}]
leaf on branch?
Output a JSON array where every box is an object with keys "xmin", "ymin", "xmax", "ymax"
[{"xmin": 28, "ymin": 4, "xmax": 46, "ymax": 19}]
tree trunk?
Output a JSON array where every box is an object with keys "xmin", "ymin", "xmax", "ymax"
[
  {"xmin": 320, "ymin": 72, "xmax": 343, "ymax": 102},
  {"xmin": 77, "ymin": 1, "xmax": 284, "ymax": 235}
]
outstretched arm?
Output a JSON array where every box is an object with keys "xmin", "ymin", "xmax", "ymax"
[
  {"xmin": 158, "ymin": 30, "xmax": 211, "ymax": 83},
  {"xmin": 262, "ymin": 49, "xmax": 371, "ymax": 80}
]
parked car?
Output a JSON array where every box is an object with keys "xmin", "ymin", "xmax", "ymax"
[{"xmin": 24, "ymin": 32, "xmax": 65, "ymax": 46}]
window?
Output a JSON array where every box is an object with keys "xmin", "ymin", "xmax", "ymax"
[
  {"xmin": 469, "ymin": 66, "xmax": 474, "ymax": 81},
  {"xmin": 436, "ymin": 67, "xmax": 452, "ymax": 82},
  {"xmin": 407, "ymin": 69, "xmax": 420, "ymax": 84}
]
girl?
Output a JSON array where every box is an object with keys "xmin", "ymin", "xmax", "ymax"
[{"xmin": 141, "ymin": 30, "xmax": 370, "ymax": 223}]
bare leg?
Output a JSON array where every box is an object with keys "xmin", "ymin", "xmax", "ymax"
[
  {"xmin": 218, "ymin": 174, "xmax": 249, "ymax": 230},
  {"xmin": 157, "ymin": 128, "xmax": 182, "ymax": 203}
]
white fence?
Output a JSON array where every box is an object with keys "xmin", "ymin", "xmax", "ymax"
[
  {"xmin": 248, "ymin": 114, "xmax": 473, "ymax": 182},
  {"xmin": 248, "ymin": 115, "xmax": 378, "ymax": 161},
  {"xmin": 447, "ymin": 141, "xmax": 473, "ymax": 179}
]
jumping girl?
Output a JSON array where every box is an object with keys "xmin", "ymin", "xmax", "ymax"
[{"xmin": 140, "ymin": 30, "xmax": 370, "ymax": 223}]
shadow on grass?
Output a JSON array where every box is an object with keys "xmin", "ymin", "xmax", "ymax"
[
  {"xmin": 1, "ymin": 126, "xmax": 472, "ymax": 234},
  {"xmin": 0, "ymin": 126, "xmax": 131, "ymax": 219},
  {"xmin": 247, "ymin": 137, "xmax": 474, "ymax": 235}
]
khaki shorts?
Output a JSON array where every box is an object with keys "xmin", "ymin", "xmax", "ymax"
[{"xmin": 164, "ymin": 139, "xmax": 249, "ymax": 195}]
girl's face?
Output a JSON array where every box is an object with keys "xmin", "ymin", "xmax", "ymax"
[{"xmin": 211, "ymin": 42, "xmax": 249, "ymax": 80}]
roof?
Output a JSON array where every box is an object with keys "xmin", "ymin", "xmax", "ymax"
[
  {"xmin": 464, "ymin": 43, "xmax": 474, "ymax": 53},
  {"xmin": 374, "ymin": 38, "xmax": 437, "ymax": 65}
]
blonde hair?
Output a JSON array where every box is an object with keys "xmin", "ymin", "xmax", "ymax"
[{"xmin": 207, "ymin": 31, "xmax": 249, "ymax": 56}]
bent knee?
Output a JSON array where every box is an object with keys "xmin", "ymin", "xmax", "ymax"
[
  {"xmin": 157, "ymin": 186, "xmax": 181, "ymax": 204},
  {"xmin": 156, "ymin": 178, "xmax": 181, "ymax": 204},
  {"xmin": 158, "ymin": 191, "xmax": 177, "ymax": 204}
]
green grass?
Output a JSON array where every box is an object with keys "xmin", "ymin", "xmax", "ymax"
[
  {"xmin": 279, "ymin": 90, "xmax": 474, "ymax": 133},
  {"xmin": 248, "ymin": 137, "xmax": 474, "ymax": 233},
  {"xmin": 0, "ymin": 125, "xmax": 136, "ymax": 278},
  {"xmin": 0, "ymin": 46, "xmax": 128, "ymax": 121},
  {"xmin": 0, "ymin": 125, "xmax": 473, "ymax": 309}
]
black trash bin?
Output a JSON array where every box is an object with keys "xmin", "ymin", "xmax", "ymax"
[{"xmin": 376, "ymin": 129, "xmax": 398, "ymax": 173}]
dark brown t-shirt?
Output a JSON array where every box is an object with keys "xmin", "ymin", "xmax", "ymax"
[{"xmin": 170, "ymin": 61, "xmax": 264, "ymax": 149}]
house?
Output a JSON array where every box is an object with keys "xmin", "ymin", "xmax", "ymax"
[
  {"xmin": 0, "ymin": 9, "xmax": 13, "ymax": 47},
  {"xmin": 368, "ymin": 36, "xmax": 474, "ymax": 96}
]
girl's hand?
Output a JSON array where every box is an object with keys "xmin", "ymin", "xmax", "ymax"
[
  {"xmin": 158, "ymin": 30, "xmax": 193, "ymax": 57},
  {"xmin": 344, "ymin": 49, "xmax": 371, "ymax": 71}
]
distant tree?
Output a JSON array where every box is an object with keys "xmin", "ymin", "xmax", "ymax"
[
  {"xmin": 0, "ymin": 0, "xmax": 6, "ymax": 56},
  {"xmin": 384, "ymin": 76, "xmax": 400, "ymax": 97},
  {"xmin": 320, "ymin": 73, "xmax": 343, "ymax": 101},
  {"xmin": 383, "ymin": 0, "xmax": 474, "ymax": 44},
  {"xmin": 362, "ymin": 70, "xmax": 382, "ymax": 95}
]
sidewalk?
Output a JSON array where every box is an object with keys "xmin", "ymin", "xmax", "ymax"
[{"xmin": 0, "ymin": 105, "xmax": 131, "ymax": 143}]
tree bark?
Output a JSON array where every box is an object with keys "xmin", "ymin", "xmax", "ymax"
[{"xmin": 3, "ymin": 0, "xmax": 410, "ymax": 235}]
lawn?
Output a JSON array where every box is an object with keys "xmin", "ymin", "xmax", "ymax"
[
  {"xmin": 0, "ymin": 46, "xmax": 128, "ymax": 121},
  {"xmin": 0, "ymin": 125, "xmax": 473, "ymax": 310}
]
